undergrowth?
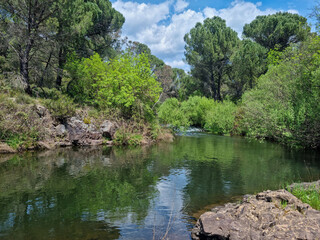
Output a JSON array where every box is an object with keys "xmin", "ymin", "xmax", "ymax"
[{"xmin": 290, "ymin": 185, "xmax": 320, "ymax": 210}]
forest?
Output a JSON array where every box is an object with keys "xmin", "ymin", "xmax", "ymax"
[{"xmin": 0, "ymin": 0, "xmax": 320, "ymax": 149}]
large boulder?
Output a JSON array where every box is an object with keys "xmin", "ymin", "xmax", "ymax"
[
  {"xmin": 100, "ymin": 120, "xmax": 118, "ymax": 139},
  {"xmin": 192, "ymin": 189, "xmax": 320, "ymax": 240},
  {"xmin": 66, "ymin": 117, "xmax": 103, "ymax": 146}
]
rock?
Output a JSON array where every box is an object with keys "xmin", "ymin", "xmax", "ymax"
[
  {"xmin": 35, "ymin": 105, "xmax": 48, "ymax": 118},
  {"xmin": 37, "ymin": 141, "xmax": 54, "ymax": 150},
  {"xmin": 100, "ymin": 120, "xmax": 118, "ymax": 139},
  {"xmin": 0, "ymin": 143, "xmax": 17, "ymax": 154},
  {"xmin": 192, "ymin": 189, "xmax": 320, "ymax": 240},
  {"xmin": 66, "ymin": 117, "xmax": 103, "ymax": 146},
  {"xmin": 55, "ymin": 124, "xmax": 67, "ymax": 137},
  {"xmin": 56, "ymin": 142, "xmax": 73, "ymax": 147}
]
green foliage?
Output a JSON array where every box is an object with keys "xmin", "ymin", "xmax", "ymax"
[
  {"xmin": 180, "ymin": 96, "xmax": 212, "ymax": 127},
  {"xmin": 290, "ymin": 185, "xmax": 320, "ymax": 210},
  {"xmin": 113, "ymin": 127, "xmax": 143, "ymax": 146},
  {"xmin": 158, "ymin": 96, "xmax": 237, "ymax": 135},
  {"xmin": 184, "ymin": 16, "xmax": 240, "ymax": 100},
  {"xmin": 240, "ymin": 35, "xmax": 320, "ymax": 149},
  {"xmin": 311, "ymin": 2, "xmax": 320, "ymax": 32},
  {"xmin": 157, "ymin": 98, "xmax": 190, "ymax": 129},
  {"xmin": 204, "ymin": 101, "xmax": 237, "ymax": 135},
  {"xmin": 43, "ymin": 93, "xmax": 77, "ymax": 120},
  {"xmin": 95, "ymin": 52, "xmax": 162, "ymax": 119},
  {"xmin": 229, "ymin": 39, "xmax": 267, "ymax": 101},
  {"xmin": 66, "ymin": 53, "xmax": 107, "ymax": 104},
  {"xmin": 243, "ymin": 12, "xmax": 310, "ymax": 50}
]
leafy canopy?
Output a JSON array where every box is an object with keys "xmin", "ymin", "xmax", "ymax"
[{"xmin": 243, "ymin": 12, "xmax": 310, "ymax": 50}]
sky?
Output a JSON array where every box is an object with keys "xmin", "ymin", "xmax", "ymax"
[{"xmin": 110, "ymin": 0, "xmax": 316, "ymax": 70}]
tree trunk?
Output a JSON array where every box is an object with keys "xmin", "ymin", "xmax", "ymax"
[
  {"xmin": 19, "ymin": 50, "xmax": 32, "ymax": 95},
  {"xmin": 210, "ymin": 67, "xmax": 217, "ymax": 100},
  {"xmin": 56, "ymin": 47, "xmax": 64, "ymax": 88},
  {"xmin": 217, "ymin": 76, "xmax": 222, "ymax": 101}
]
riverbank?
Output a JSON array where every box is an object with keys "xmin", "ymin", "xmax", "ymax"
[
  {"xmin": 192, "ymin": 180, "xmax": 320, "ymax": 240},
  {"xmin": 0, "ymin": 91, "xmax": 173, "ymax": 153}
]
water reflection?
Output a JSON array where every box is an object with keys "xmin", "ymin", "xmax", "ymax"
[{"xmin": 0, "ymin": 134, "xmax": 319, "ymax": 239}]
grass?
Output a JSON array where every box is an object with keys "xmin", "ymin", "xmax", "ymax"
[{"xmin": 290, "ymin": 185, "xmax": 320, "ymax": 210}]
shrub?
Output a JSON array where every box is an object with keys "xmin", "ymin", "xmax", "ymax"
[
  {"xmin": 180, "ymin": 96, "xmax": 213, "ymax": 127},
  {"xmin": 158, "ymin": 96, "xmax": 237, "ymax": 135},
  {"xmin": 43, "ymin": 94, "xmax": 76, "ymax": 120},
  {"xmin": 290, "ymin": 185, "xmax": 320, "ymax": 210},
  {"xmin": 95, "ymin": 52, "xmax": 162, "ymax": 119},
  {"xmin": 240, "ymin": 36, "xmax": 320, "ymax": 148},
  {"xmin": 66, "ymin": 53, "xmax": 107, "ymax": 104},
  {"xmin": 157, "ymin": 98, "xmax": 190, "ymax": 128},
  {"xmin": 204, "ymin": 101, "xmax": 237, "ymax": 135},
  {"xmin": 66, "ymin": 52, "xmax": 162, "ymax": 120}
]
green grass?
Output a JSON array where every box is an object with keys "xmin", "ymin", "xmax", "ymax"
[{"xmin": 290, "ymin": 186, "xmax": 320, "ymax": 210}]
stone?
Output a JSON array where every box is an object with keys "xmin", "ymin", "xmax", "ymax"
[
  {"xmin": 100, "ymin": 120, "xmax": 118, "ymax": 139},
  {"xmin": 0, "ymin": 143, "xmax": 17, "ymax": 154},
  {"xmin": 55, "ymin": 124, "xmax": 67, "ymax": 137},
  {"xmin": 37, "ymin": 141, "xmax": 54, "ymax": 150},
  {"xmin": 35, "ymin": 104, "xmax": 47, "ymax": 118},
  {"xmin": 66, "ymin": 117, "xmax": 103, "ymax": 146},
  {"xmin": 192, "ymin": 189, "xmax": 320, "ymax": 240}
]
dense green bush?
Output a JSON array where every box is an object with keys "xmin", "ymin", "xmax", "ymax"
[
  {"xmin": 66, "ymin": 53, "xmax": 107, "ymax": 104},
  {"xmin": 43, "ymin": 93, "xmax": 77, "ymax": 120},
  {"xmin": 180, "ymin": 96, "xmax": 213, "ymax": 127},
  {"xmin": 204, "ymin": 101, "xmax": 237, "ymax": 135},
  {"xmin": 158, "ymin": 96, "xmax": 237, "ymax": 134},
  {"xmin": 157, "ymin": 98, "xmax": 190, "ymax": 128},
  {"xmin": 240, "ymin": 36, "xmax": 320, "ymax": 148},
  {"xmin": 66, "ymin": 52, "xmax": 162, "ymax": 120}
]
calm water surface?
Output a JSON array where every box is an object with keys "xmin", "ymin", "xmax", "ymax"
[{"xmin": 0, "ymin": 133, "xmax": 320, "ymax": 240}]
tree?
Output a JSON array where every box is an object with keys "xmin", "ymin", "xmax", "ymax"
[
  {"xmin": 0, "ymin": 0, "xmax": 124, "ymax": 92},
  {"xmin": 184, "ymin": 17, "xmax": 239, "ymax": 100},
  {"xmin": 54, "ymin": 0, "xmax": 124, "ymax": 88},
  {"xmin": 311, "ymin": 1, "xmax": 320, "ymax": 32},
  {"xmin": 240, "ymin": 35, "xmax": 320, "ymax": 149},
  {"xmin": 0, "ymin": 0, "xmax": 57, "ymax": 94},
  {"xmin": 125, "ymin": 41, "xmax": 164, "ymax": 71},
  {"xmin": 243, "ymin": 12, "xmax": 310, "ymax": 50},
  {"xmin": 228, "ymin": 39, "xmax": 267, "ymax": 101}
]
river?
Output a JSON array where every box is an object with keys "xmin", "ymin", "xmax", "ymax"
[{"xmin": 0, "ymin": 133, "xmax": 319, "ymax": 239}]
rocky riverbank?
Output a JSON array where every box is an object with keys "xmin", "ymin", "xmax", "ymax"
[
  {"xmin": 0, "ymin": 96, "xmax": 173, "ymax": 154},
  {"xmin": 192, "ymin": 181, "xmax": 320, "ymax": 240}
]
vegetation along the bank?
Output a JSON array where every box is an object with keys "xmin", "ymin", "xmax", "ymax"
[{"xmin": 1, "ymin": 0, "xmax": 320, "ymax": 150}]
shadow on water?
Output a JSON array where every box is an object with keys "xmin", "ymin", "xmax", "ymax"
[{"xmin": 0, "ymin": 134, "xmax": 320, "ymax": 239}]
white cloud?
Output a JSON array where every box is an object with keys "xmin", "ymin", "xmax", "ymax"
[
  {"xmin": 113, "ymin": 0, "xmax": 170, "ymax": 35},
  {"xmin": 113, "ymin": 0, "xmax": 299, "ymax": 70},
  {"xmin": 174, "ymin": 0, "xmax": 189, "ymax": 13}
]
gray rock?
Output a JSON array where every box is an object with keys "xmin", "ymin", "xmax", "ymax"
[
  {"xmin": 37, "ymin": 141, "xmax": 54, "ymax": 150},
  {"xmin": 55, "ymin": 124, "xmax": 67, "ymax": 137},
  {"xmin": 35, "ymin": 105, "xmax": 47, "ymax": 118},
  {"xmin": 100, "ymin": 120, "xmax": 118, "ymax": 139},
  {"xmin": 192, "ymin": 189, "xmax": 320, "ymax": 240},
  {"xmin": 66, "ymin": 117, "xmax": 103, "ymax": 146}
]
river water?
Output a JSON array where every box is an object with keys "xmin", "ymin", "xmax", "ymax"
[{"xmin": 0, "ymin": 133, "xmax": 319, "ymax": 239}]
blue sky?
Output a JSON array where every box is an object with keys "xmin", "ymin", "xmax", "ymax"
[{"xmin": 111, "ymin": 0, "xmax": 317, "ymax": 70}]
